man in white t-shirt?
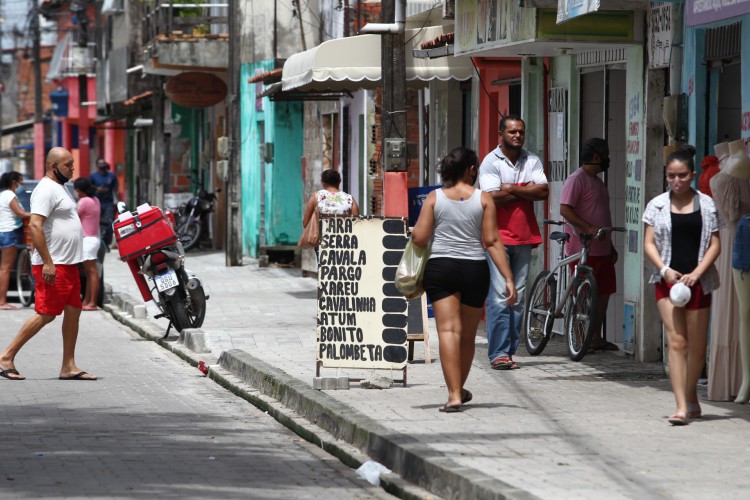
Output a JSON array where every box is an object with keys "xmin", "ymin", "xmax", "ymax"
[{"xmin": 0, "ymin": 147, "xmax": 96, "ymax": 381}]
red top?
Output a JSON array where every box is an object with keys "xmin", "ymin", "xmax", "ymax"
[{"xmin": 496, "ymin": 194, "xmax": 542, "ymax": 246}]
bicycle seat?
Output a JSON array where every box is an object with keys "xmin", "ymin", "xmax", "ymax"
[{"xmin": 549, "ymin": 231, "xmax": 570, "ymax": 243}]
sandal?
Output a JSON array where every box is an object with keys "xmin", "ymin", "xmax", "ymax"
[
  {"xmin": 491, "ymin": 356, "xmax": 514, "ymax": 370},
  {"xmin": 668, "ymin": 412, "xmax": 689, "ymax": 426},
  {"xmin": 461, "ymin": 389, "xmax": 473, "ymax": 405},
  {"xmin": 438, "ymin": 404, "xmax": 462, "ymax": 413},
  {"xmin": 0, "ymin": 368, "xmax": 25, "ymax": 380}
]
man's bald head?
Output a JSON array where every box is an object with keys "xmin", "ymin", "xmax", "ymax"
[{"xmin": 46, "ymin": 147, "xmax": 72, "ymax": 170}]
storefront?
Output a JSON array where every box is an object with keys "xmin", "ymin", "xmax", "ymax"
[
  {"xmin": 682, "ymin": 1, "xmax": 750, "ymax": 400},
  {"xmin": 454, "ymin": 0, "xmax": 661, "ymax": 359}
]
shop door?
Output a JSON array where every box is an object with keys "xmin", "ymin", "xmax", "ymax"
[{"xmin": 579, "ymin": 66, "xmax": 626, "ymax": 347}]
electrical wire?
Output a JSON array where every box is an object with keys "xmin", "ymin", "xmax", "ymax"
[
  {"xmin": 404, "ymin": 1, "xmax": 441, "ymax": 46},
  {"xmin": 471, "ymin": 56, "xmax": 504, "ymax": 122}
]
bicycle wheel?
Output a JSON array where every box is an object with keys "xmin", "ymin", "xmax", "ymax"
[
  {"xmin": 565, "ymin": 271, "xmax": 599, "ymax": 361},
  {"xmin": 524, "ymin": 270, "xmax": 555, "ymax": 355},
  {"xmin": 15, "ymin": 248, "xmax": 34, "ymax": 307}
]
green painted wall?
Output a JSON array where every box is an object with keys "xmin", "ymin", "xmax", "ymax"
[
  {"xmin": 171, "ymin": 103, "xmax": 201, "ymax": 192},
  {"xmin": 240, "ymin": 60, "xmax": 304, "ymax": 257},
  {"xmin": 267, "ymin": 99, "xmax": 304, "ymax": 246}
]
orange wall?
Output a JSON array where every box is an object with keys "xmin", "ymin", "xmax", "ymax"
[{"xmin": 474, "ymin": 58, "xmax": 522, "ymax": 159}]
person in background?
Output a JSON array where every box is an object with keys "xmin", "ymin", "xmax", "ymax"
[
  {"xmin": 74, "ymin": 177, "xmax": 101, "ymax": 311},
  {"xmin": 478, "ymin": 115, "xmax": 549, "ymax": 370},
  {"xmin": 643, "ymin": 146, "xmax": 723, "ymax": 425},
  {"xmin": 560, "ymin": 138, "xmax": 619, "ymax": 352},
  {"xmin": 90, "ymin": 158, "xmax": 118, "ymax": 246},
  {"xmin": 0, "ymin": 148, "xmax": 95, "ymax": 381},
  {"xmin": 412, "ymin": 147, "xmax": 517, "ymax": 412},
  {"xmin": 302, "ymin": 169, "xmax": 360, "ymax": 228},
  {"xmin": 0, "ymin": 172, "xmax": 31, "ymax": 310}
]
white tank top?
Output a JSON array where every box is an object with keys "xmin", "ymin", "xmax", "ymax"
[{"xmin": 430, "ymin": 188, "xmax": 486, "ymax": 260}]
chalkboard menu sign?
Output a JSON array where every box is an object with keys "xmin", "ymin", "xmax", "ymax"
[{"xmin": 317, "ymin": 217, "xmax": 409, "ymax": 370}]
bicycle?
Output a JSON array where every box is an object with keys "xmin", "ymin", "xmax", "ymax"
[{"xmin": 523, "ymin": 220, "xmax": 625, "ymax": 361}]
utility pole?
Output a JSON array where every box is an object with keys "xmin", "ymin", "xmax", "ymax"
[
  {"xmin": 380, "ymin": 0, "xmax": 406, "ymax": 162},
  {"xmin": 292, "ymin": 0, "xmax": 306, "ymax": 50},
  {"xmin": 343, "ymin": 0, "xmax": 350, "ymax": 38},
  {"xmin": 225, "ymin": 0, "xmax": 242, "ymax": 266},
  {"xmin": 361, "ymin": 0, "xmax": 407, "ymax": 217},
  {"xmin": 32, "ymin": 1, "xmax": 45, "ymax": 178}
]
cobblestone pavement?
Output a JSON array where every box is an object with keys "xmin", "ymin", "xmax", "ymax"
[
  {"xmin": 104, "ymin": 250, "xmax": 750, "ymax": 499},
  {"xmin": 0, "ymin": 308, "xmax": 393, "ymax": 499}
]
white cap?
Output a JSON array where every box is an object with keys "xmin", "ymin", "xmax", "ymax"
[{"xmin": 670, "ymin": 282, "xmax": 692, "ymax": 308}]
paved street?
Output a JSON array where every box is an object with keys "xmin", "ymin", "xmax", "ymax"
[
  {"xmin": 102, "ymin": 249, "xmax": 750, "ymax": 499},
  {"xmin": 0, "ymin": 308, "xmax": 393, "ymax": 499}
]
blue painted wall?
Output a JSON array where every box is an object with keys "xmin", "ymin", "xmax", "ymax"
[
  {"xmin": 240, "ymin": 60, "xmax": 304, "ymax": 257},
  {"xmin": 684, "ymin": 14, "xmax": 750, "ymax": 166}
]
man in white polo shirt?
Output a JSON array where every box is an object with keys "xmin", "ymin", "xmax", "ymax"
[
  {"xmin": 0, "ymin": 147, "xmax": 96, "ymax": 381},
  {"xmin": 479, "ymin": 115, "xmax": 549, "ymax": 370}
]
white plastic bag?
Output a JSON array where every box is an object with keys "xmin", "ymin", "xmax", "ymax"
[
  {"xmin": 355, "ymin": 460, "xmax": 392, "ymax": 486},
  {"xmin": 395, "ymin": 239, "xmax": 430, "ymax": 299}
]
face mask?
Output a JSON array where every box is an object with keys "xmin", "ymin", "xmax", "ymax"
[
  {"xmin": 597, "ymin": 157, "xmax": 611, "ymax": 172},
  {"xmin": 53, "ymin": 167, "xmax": 70, "ymax": 184}
]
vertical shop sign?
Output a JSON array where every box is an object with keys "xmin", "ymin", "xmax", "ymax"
[
  {"xmin": 649, "ymin": 3, "xmax": 674, "ymax": 69},
  {"xmin": 624, "ymin": 47, "xmax": 644, "ymax": 312},
  {"xmin": 317, "ymin": 217, "xmax": 409, "ymax": 370}
]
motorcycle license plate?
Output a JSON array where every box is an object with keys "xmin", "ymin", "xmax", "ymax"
[{"xmin": 155, "ymin": 270, "xmax": 179, "ymax": 292}]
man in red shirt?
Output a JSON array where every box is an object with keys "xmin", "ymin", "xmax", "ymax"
[
  {"xmin": 560, "ymin": 137, "xmax": 619, "ymax": 351},
  {"xmin": 479, "ymin": 115, "xmax": 549, "ymax": 369}
]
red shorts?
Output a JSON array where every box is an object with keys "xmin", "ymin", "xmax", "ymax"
[
  {"xmin": 568, "ymin": 255, "xmax": 617, "ymax": 295},
  {"xmin": 33, "ymin": 264, "xmax": 82, "ymax": 316},
  {"xmin": 655, "ymin": 280, "xmax": 711, "ymax": 310}
]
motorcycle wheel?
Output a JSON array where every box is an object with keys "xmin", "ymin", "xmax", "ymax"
[
  {"xmin": 177, "ymin": 220, "xmax": 201, "ymax": 252},
  {"xmin": 188, "ymin": 286, "xmax": 207, "ymax": 329},
  {"xmin": 166, "ymin": 293, "xmax": 191, "ymax": 332}
]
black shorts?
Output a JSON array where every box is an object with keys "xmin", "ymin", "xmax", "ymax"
[{"xmin": 423, "ymin": 257, "xmax": 490, "ymax": 308}]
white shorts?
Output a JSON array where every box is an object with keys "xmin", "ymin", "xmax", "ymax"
[{"xmin": 82, "ymin": 236, "xmax": 100, "ymax": 262}]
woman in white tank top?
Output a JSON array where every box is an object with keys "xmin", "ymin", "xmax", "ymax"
[{"xmin": 412, "ymin": 147, "xmax": 517, "ymax": 412}]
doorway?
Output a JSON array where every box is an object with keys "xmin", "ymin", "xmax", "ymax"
[{"xmin": 579, "ymin": 66, "xmax": 627, "ymax": 348}]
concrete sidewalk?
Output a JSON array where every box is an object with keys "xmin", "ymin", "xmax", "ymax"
[{"xmin": 104, "ymin": 250, "xmax": 750, "ymax": 500}]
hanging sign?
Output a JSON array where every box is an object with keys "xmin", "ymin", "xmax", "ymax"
[
  {"xmin": 164, "ymin": 72, "xmax": 227, "ymax": 109},
  {"xmin": 317, "ymin": 217, "xmax": 409, "ymax": 370},
  {"xmin": 649, "ymin": 3, "xmax": 674, "ymax": 69},
  {"xmin": 557, "ymin": 0, "xmax": 600, "ymax": 24}
]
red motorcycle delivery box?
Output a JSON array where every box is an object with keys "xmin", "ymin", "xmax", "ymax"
[{"xmin": 114, "ymin": 206, "xmax": 177, "ymax": 261}]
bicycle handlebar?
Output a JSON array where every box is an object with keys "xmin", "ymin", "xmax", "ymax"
[{"xmin": 543, "ymin": 219, "xmax": 626, "ymax": 241}]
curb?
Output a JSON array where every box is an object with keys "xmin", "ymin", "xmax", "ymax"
[{"xmin": 104, "ymin": 288, "xmax": 537, "ymax": 500}]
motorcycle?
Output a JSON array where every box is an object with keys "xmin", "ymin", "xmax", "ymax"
[
  {"xmin": 114, "ymin": 202, "xmax": 208, "ymax": 335},
  {"xmin": 175, "ymin": 188, "xmax": 218, "ymax": 252}
]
